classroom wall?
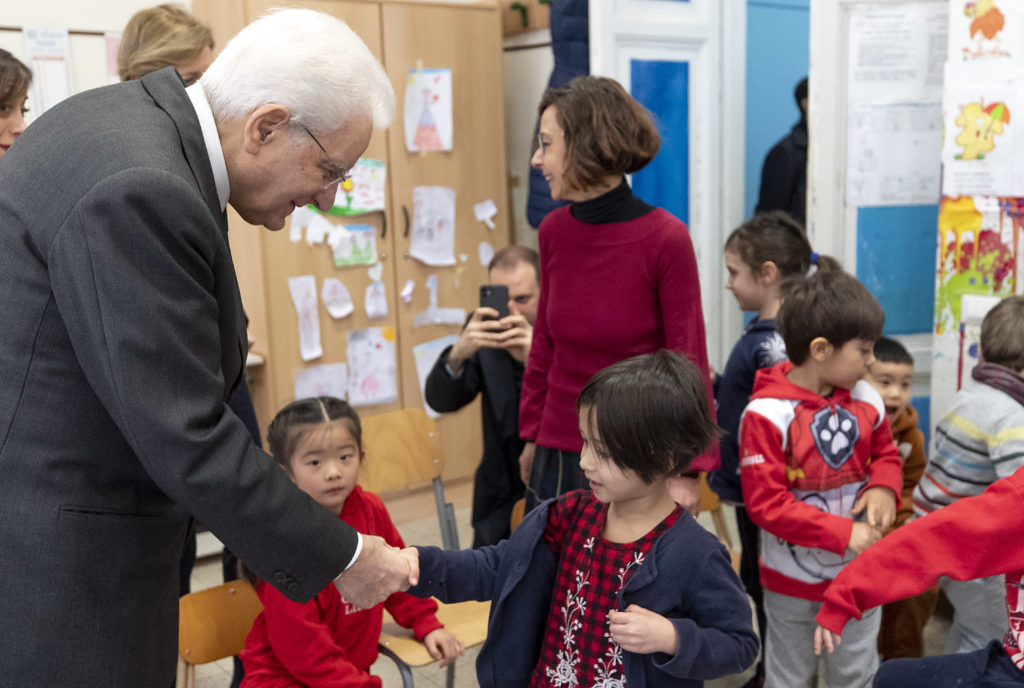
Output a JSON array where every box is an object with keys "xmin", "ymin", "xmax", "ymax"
[{"xmin": 744, "ymin": 0, "xmax": 809, "ymax": 220}]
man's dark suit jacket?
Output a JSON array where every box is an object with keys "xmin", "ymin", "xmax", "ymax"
[
  {"xmin": 424, "ymin": 345, "xmax": 525, "ymax": 547},
  {"xmin": 0, "ymin": 68, "xmax": 356, "ymax": 684}
]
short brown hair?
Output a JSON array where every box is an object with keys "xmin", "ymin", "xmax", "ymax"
[
  {"xmin": 576, "ymin": 350, "xmax": 720, "ymax": 483},
  {"xmin": 488, "ymin": 245, "xmax": 540, "ymax": 283},
  {"xmin": 981, "ymin": 295, "xmax": 1024, "ymax": 372},
  {"xmin": 778, "ymin": 271, "xmax": 885, "ymax": 365},
  {"xmin": 117, "ymin": 4, "xmax": 214, "ymax": 81},
  {"xmin": 0, "ymin": 49, "xmax": 31, "ymax": 112},
  {"xmin": 538, "ymin": 75, "xmax": 660, "ymax": 191}
]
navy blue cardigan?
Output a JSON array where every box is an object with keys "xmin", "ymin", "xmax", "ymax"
[{"xmin": 410, "ymin": 497, "xmax": 758, "ymax": 687}]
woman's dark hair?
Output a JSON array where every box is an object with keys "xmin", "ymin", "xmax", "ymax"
[
  {"xmin": 725, "ymin": 210, "xmax": 840, "ymax": 278},
  {"xmin": 241, "ymin": 396, "xmax": 362, "ymax": 586},
  {"xmin": 777, "ymin": 271, "xmax": 885, "ymax": 365},
  {"xmin": 0, "ymin": 49, "xmax": 31, "ymax": 113},
  {"xmin": 538, "ymin": 75, "xmax": 661, "ymax": 192},
  {"xmin": 575, "ymin": 350, "xmax": 720, "ymax": 483}
]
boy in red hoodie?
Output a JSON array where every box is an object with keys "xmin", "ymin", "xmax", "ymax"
[{"xmin": 739, "ymin": 270, "xmax": 903, "ymax": 688}]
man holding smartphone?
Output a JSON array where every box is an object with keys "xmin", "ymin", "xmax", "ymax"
[{"xmin": 424, "ymin": 246, "xmax": 540, "ymax": 546}]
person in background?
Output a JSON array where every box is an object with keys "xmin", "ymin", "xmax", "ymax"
[
  {"xmin": 862, "ymin": 336, "xmax": 937, "ymax": 661},
  {"xmin": 118, "ymin": 3, "xmax": 214, "ymax": 85},
  {"xmin": 710, "ymin": 210, "xmax": 836, "ymax": 687},
  {"xmin": 0, "ymin": 48, "xmax": 31, "ymax": 159},
  {"xmin": 521, "ymin": 75, "xmax": 717, "ymax": 515},
  {"xmin": 739, "ymin": 270, "xmax": 903, "ymax": 688},
  {"xmin": 756, "ymin": 77, "xmax": 808, "ymax": 227},
  {"xmin": 425, "ymin": 245, "xmax": 539, "ymax": 547},
  {"xmin": 240, "ymin": 397, "xmax": 463, "ymax": 687},
  {"xmin": 411, "ymin": 352, "xmax": 757, "ymax": 687},
  {"xmin": 0, "ymin": 10, "xmax": 415, "ymax": 684},
  {"xmin": 910, "ymin": 294, "xmax": 1024, "ymax": 655}
]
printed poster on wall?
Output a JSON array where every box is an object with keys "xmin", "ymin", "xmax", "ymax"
[
  {"xmin": 404, "ymin": 68, "xmax": 453, "ymax": 152},
  {"xmin": 346, "ymin": 326, "xmax": 398, "ymax": 407}
]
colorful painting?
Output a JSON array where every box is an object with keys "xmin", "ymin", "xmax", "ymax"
[
  {"xmin": 941, "ymin": 78, "xmax": 1022, "ymax": 196},
  {"xmin": 949, "ymin": 0, "xmax": 1022, "ymax": 62}
]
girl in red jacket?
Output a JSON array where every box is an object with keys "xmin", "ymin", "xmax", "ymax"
[{"xmin": 240, "ymin": 397, "xmax": 463, "ymax": 687}]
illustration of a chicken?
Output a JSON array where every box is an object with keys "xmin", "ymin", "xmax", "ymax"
[{"xmin": 964, "ymin": 0, "xmax": 1005, "ymax": 41}]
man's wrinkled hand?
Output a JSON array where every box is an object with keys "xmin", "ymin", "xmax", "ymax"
[{"xmin": 333, "ymin": 535, "xmax": 419, "ymax": 609}]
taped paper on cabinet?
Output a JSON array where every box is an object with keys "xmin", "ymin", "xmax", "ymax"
[
  {"xmin": 288, "ymin": 275, "xmax": 323, "ymax": 362},
  {"xmin": 347, "ymin": 327, "xmax": 398, "ymax": 407},
  {"xmin": 410, "ymin": 186, "xmax": 457, "ymax": 266},
  {"xmin": 294, "ymin": 362, "xmax": 348, "ymax": 401},
  {"xmin": 413, "ymin": 335, "xmax": 459, "ymax": 418},
  {"xmin": 404, "ymin": 68, "xmax": 453, "ymax": 152}
]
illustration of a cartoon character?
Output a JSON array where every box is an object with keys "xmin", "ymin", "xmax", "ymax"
[{"xmin": 954, "ymin": 100, "xmax": 1010, "ymax": 160}]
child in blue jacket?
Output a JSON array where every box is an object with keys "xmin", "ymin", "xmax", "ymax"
[{"xmin": 410, "ymin": 351, "xmax": 759, "ymax": 687}]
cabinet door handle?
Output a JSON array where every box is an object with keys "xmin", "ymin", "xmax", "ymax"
[
  {"xmin": 402, "ymin": 205, "xmax": 410, "ymax": 238},
  {"xmin": 380, "ymin": 210, "xmax": 387, "ymax": 239}
]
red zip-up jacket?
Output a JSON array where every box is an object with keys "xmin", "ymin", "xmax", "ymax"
[{"xmin": 739, "ymin": 361, "xmax": 903, "ymax": 601}]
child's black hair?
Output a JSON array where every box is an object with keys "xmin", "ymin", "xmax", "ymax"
[
  {"xmin": 872, "ymin": 336, "xmax": 913, "ymax": 366},
  {"xmin": 575, "ymin": 350, "xmax": 721, "ymax": 483},
  {"xmin": 725, "ymin": 210, "xmax": 841, "ymax": 278},
  {"xmin": 777, "ymin": 271, "xmax": 885, "ymax": 365}
]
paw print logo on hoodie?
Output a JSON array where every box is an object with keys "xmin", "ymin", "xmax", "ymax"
[{"xmin": 810, "ymin": 406, "xmax": 860, "ymax": 470}]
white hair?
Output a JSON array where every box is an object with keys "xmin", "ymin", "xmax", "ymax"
[{"xmin": 200, "ymin": 8, "xmax": 394, "ymax": 133}]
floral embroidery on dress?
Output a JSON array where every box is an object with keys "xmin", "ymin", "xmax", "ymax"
[{"xmin": 545, "ymin": 539, "xmax": 646, "ymax": 687}]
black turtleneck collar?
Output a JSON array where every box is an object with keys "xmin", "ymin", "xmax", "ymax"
[{"xmin": 569, "ymin": 179, "xmax": 655, "ymax": 224}]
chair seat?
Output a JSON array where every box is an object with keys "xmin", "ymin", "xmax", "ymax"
[{"xmin": 379, "ymin": 599, "xmax": 490, "ymax": 666}]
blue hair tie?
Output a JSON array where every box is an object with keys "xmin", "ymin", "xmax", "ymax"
[{"xmin": 810, "ymin": 251, "xmax": 819, "ymax": 266}]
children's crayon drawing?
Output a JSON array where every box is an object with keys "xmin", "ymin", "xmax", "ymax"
[
  {"xmin": 404, "ymin": 68, "xmax": 453, "ymax": 152},
  {"xmin": 288, "ymin": 275, "xmax": 323, "ymax": 362},
  {"xmin": 294, "ymin": 362, "xmax": 348, "ymax": 401},
  {"xmin": 412, "ymin": 335, "xmax": 459, "ymax": 419},
  {"xmin": 326, "ymin": 158, "xmax": 387, "ymax": 216},
  {"xmin": 948, "ymin": 0, "xmax": 1023, "ymax": 62},
  {"xmin": 410, "ymin": 186, "xmax": 457, "ymax": 267},
  {"xmin": 346, "ymin": 327, "xmax": 398, "ymax": 407},
  {"xmin": 332, "ymin": 224, "xmax": 378, "ymax": 267}
]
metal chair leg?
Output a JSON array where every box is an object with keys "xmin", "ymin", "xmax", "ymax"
[{"xmin": 377, "ymin": 643, "xmax": 415, "ymax": 688}]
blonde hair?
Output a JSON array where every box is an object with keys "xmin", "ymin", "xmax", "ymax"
[{"xmin": 118, "ymin": 4, "xmax": 214, "ymax": 81}]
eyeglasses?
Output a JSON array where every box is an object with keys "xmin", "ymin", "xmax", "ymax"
[
  {"xmin": 301, "ymin": 125, "xmax": 351, "ymax": 189},
  {"xmin": 536, "ymin": 131, "xmax": 561, "ymax": 156}
]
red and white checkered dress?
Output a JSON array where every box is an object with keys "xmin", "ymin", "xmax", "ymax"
[{"xmin": 528, "ymin": 490, "xmax": 680, "ymax": 687}]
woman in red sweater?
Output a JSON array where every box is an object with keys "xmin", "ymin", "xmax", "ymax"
[
  {"xmin": 520, "ymin": 76, "xmax": 716, "ymax": 512},
  {"xmin": 240, "ymin": 397, "xmax": 463, "ymax": 687}
]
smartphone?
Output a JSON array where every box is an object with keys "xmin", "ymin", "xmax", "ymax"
[{"xmin": 479, "ymin": 284, "xmax": 510, "ymax": 320}]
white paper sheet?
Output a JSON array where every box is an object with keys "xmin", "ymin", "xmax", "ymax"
[
  {"xmin": 332, "ymin": 158, "xmax": 387, "ymax": 214},
  {"xmin": 294, "ymin": 362, "xmax": 348, "ymax": 401},
  {"xmin": 288, "ymin": 275, "xmax": 323, "ymax": 362},
  {"xmin": 305, "ymin": 213, "xmax": 333, "ymax": 246},
  {"xmin": 414, "ymin": 274, "xmax": 466, "ymax": 327},
  {"xmin": 347, "ymin": 327, "xmax": 398, "ymax": 407},
  {"xmin": 413, "ymin": 335, "xmax": 459, "ymax": 418},
  {"xmin": 948, "ymin": 0, "xmax": 1024, "ymax": 66},
  {"xmin": 332, "ymin": 224, "xmax": 378, "ymax": 267},
  {"xmin": 364, "ymin": 281, "xmax": 388, "ymax": 319},
  {"xmin": 23, "ymin": 28, "xmax": 73, "ymax": 116},
  {"xmin": 410, "ymin": 186, "xmax": 457, "ymax": 267},
  {"xmin": 400, "ymin": 279, "xmax": 415, "ymax": 303},
  {"xmin": 478, "ymin": 241, "xmax": 495, "ymax": 267},
  {"xmin": 474, "ymin": 199, "xmax": 498, "ymax": 229},
  {"xmin": 404, "ymin": 68, "xmax": 453, "ymax": 152},
  {"xmin": 321, "ymin": 278, "xmax": 354, "ymax": 319}
]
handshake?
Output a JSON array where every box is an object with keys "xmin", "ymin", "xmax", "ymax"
[{"xmin": 333, "ymin": 534, "xmax": 421, "ymax": 608}]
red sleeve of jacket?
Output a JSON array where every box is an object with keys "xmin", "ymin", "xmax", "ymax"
[
  {"xmin": 860, "ymin": 414, "xmax": 904, "ymax": 509},
  {"xmin": 657, "ymin": 222, "xmax": 718, "ymax": 472},
  {"xmin": 816, "ymin": 466, "xmax": 1024, "ymax": 635},
  {"xmin": 363, "ymin": 491, "xmax": 443, "ymax": 640},
  {"xmin": 255, "ymin": 583, "xmax": 377, "ymax": 687},
  {"xmin": 519, "ymin": 223, "xmax": 553, "ymax": 443},
  {"xmin": 740, "ymin": 408, "xmax": 853, "ymax": 555}
]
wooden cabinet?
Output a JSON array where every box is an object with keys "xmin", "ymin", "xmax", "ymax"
[{"xmin": 194, "ymin": 0, "xmax": 510, "ymax": 482}]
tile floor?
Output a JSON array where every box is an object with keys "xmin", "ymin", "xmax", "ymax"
[{"xmin": 187, "ymin": 480, "xmax": 951, "ymax": 688}]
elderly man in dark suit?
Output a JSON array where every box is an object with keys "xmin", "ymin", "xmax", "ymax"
[
  {"xmin": 0, "ymin": 9, "xmax": 414, "ymax": 685},
  {"xmin": 425, "ymin": 246, "xmax": 539, "ymax": 547}
]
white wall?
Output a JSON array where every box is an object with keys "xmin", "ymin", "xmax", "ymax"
[{"xmin": 0, "ymin": 1, "xmax": 192, "ymax": 102}]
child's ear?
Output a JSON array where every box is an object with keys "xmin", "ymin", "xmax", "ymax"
[
  {"xmin": 758, "ymin": 260, "xmax": 781, "ymax": 285},
  {"xmin": 808, "ymin": 337, "xmax": 833, "ymax": 362}
]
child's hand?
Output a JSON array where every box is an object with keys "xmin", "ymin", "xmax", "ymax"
[
  {"xmin": 852, "ymin": 486, "xmax": 897, "ymax": 531},
  {"xmin": 846, "ymin": 521, "xmax": 883, "ymax": 554},
  {"xmin": 607, "ymin": 604, "xmax": 679, "ymax": 655},
  {"xmin": 423, "ymin": 628, "xmax": 465, "ymax": 667},
  {"xmin": 813, "ymin": 625, "xmax": 841, "ymax": 655}
]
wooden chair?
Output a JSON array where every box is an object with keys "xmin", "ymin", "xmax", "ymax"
[
  {"xmin": 698, "ymin": 472, "xmax": 742, "ymax": 574},
  {"xmin": 176, "ymin": 580, "xmax": 263, "ymax": 688},
  {"xmin": 360, "ymin": 408, "xmax": 490, "ymax": 688}
]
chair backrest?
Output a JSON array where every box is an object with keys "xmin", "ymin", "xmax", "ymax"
[
  {"xmin": 359, "ymin": 408, "xmax": 443, "ymax": 494},
  {"xmin": 179, "ymin": 580, "xmax": 263, "ymax": 666}
]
